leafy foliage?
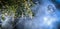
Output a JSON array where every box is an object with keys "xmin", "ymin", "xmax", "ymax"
[{"xmin": 0, "ymin": 0, "xmax": 34, "ymax": 20}]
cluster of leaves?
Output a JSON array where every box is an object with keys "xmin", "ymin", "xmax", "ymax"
[{"xmin": 0, "ymin": 0, "xmax": 35, "ymax": 20}]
